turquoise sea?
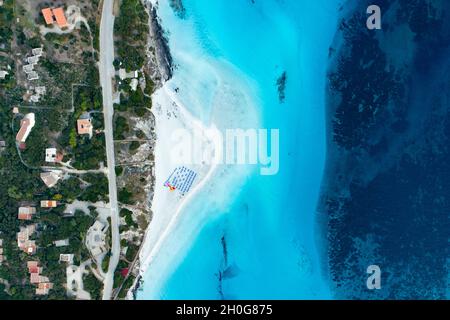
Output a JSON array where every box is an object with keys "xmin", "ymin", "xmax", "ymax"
[{"xmin": 138, "ymin": 0, "xmax": 342, "ymax": 299}]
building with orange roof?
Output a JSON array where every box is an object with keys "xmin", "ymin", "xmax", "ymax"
[
  {"xmin": 27, "ymin": 261, "xmax": 40, "ymax": 273},
  {"xmin": 41, "ymin": 200, "xmax": 57, "ymax": 208},
  {"xmin": 55, "ymin": 152, "xmax": 64, "ymax": 162},
  {"xmin": 36, "ymin": 282, "xmax": 53, "ymax": 295},
  {"xmin": 41, "ymin": 8, "xmax": 54, "ymax": 25},
  {"xmin": 16, "ymin": 113, "xmax": 35, "ymax": 144},
  {"xmin": 30, "ymin": 273, "xmax": 40, "ymax": 284},
  {"xmin": 26, "ymin": 260, "xmax": 53, "ymax": 295},
  {"xmin": 53, "ymin": 8, "xmax": 68, "ymax": 28},
  {"xmin": 77, "ymin": 114, "xmax": 93, "ymax": 136},
  {"xmin": 39, "ymin": 282, "xmax": 53, "ymax": 290},
  {"xmin": 18, "ymin": 206, "xmax": 36, "ymax": 220}
]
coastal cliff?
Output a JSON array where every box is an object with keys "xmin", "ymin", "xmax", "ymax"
[
  {"xmin": 145, "ymin": 1, "xmax": 173, "ymax": 84},
  {"xmin": 320, "ymin": 0, "xmax": 450, "ymax": 299}
]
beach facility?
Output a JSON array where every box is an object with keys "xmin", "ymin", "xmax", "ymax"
[{"xmin": 164, "ymin": 166, "xmax": 197, "ymax": 195}]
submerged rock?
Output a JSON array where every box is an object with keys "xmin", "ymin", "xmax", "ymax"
[
  {"xmin": 276, "ymin": 71, "xmax": 287, "ymax": 103},
  {"xmin": 169, "ymin": 0, "xmax": 187, "ymax": 19}
]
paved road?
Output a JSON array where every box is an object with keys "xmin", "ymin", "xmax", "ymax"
[{"xmin": 99, "ymin": 0, "xmax": 120, "ymax": 300}]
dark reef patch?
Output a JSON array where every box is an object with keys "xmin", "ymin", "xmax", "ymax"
[
  {"xmin": 320, "ymin": 0, "xmax": 450, "ymax": 299},
  {"xmin": 221, "ymin": 235, "xmax": 228, "ymax": 266},
  {"xmin": 217, "ymin": 234, "xmax": 239, "ymax": 299},
  {"xmin": 168, "ymin": 0, "xmax": 187, "ymax": 19},
  {"xmin": 276, "ymin": 71, "xmax": 287, "ymax": 103}
]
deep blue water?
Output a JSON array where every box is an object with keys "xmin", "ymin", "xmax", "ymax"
[{"xmin": 140, "ymin": 0, "xmax": 342, "ymax": 299}]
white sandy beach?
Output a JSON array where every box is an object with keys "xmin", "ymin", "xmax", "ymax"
[{"xmin": 138, "ymin": 81, "xmax": 217, "ymax": 277}]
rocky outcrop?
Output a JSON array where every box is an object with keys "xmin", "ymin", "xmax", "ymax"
[{"xmin": 145, "ymin": 1, "xmax": 173, "ymax": 85}]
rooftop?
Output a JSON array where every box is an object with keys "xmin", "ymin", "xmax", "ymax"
[
  {"xmin": 30, "ymin": 273, "xmax": 40, "ymax": 284},
  {"xmin": 18, "ymin": 206, "xmax": 36, "ymax": 220},
  {"xmin": 27, "ymin": 71, "xmax": 39, "ymax": 81},
  {"xmin": 53, "ymin": 239, "xmax": 69, "ymax": 247},
  {"xmin": 41, "ymin": 8, "xmax": 54, "ymax": 25},
  {"xmin": 27, "ymin": 55, "xmax": 39, "ymax": 65},
  {"xmin": 45, "ymin": 148, "xmax": 57, "ymax": 163},
  {"xmin": 40, "ymin": 171, "xmax": 62, "ymax": 188},
  {"xmin": 53, "ymin": 8, "xmax": 68, "ymax": 28},
  {"xmin": 41, "ymin": 200, "xmax": 57, "ymax": 208},
  {"xmin": 77, "ymin": 117, "xmax": 93, "ymax": 136},
  {"xmin": 16, "ymin": 113, "xmax": 35, "ymax": 143},
  {"xmin": 32, "ymin": 48, "xmax": 43, "ymax": 57},
  {"xmin": 0, "ymin": 70, "xmax": 8, "ymax": 79},
  {"xmin": 59, "ymin": 253, "xmax": 74, "ymax": 263},
  {"xmin": 23, "ymin": 64, "xmax": 34, "ymax": 73}
]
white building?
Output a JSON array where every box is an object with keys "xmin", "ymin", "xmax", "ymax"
[
  {"xmin": 53, "ymin": 239, "xmax": 69, "ymax": 247},
  {"xmin": 119, "ymin": 68, "xmax": 138, "ymax": 80},
  {"xmin": 130, "ymin": 78, "xmax": 139, "ymax": 91},
  {"xmin": 23, "ymin": 64, "xmax": 34, "ymax": 73},
  {"xmin": 59, "ymin": 254, "xmax": 74, "ymax": 264},
  {"xmin": 27, "ymin": 71, "xmax": 39, "ymax": 81},
  {"xmin": 40, "ymin": 170, "xmax": 62, "ymax": 188},
  {"xmin": 32, "ymin": 47, "xmax": 43, "ymax": 57},
  {"xmin": 35, "ymin": 86, "xmax": 46, "ymax": 95},
  {"xmin": 27, "ymin": 55, "xmax": 40, "ymax": 65},
  {"xmin": 45, "ymin": 148, "xmax": 57, "ymax": 162},
  {"xmin": 30, "ymin": 94, "xmax": 40, "ymax": 103}
]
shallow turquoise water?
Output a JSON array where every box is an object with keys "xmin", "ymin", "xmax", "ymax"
[{"xmin": 139, "ymin": 0, "xmax": 341, "ymax": 299}]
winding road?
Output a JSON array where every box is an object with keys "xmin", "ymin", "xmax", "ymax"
[{"xmin": 99, "ymin": 0, "xmax": 120, "ymax": 300}]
